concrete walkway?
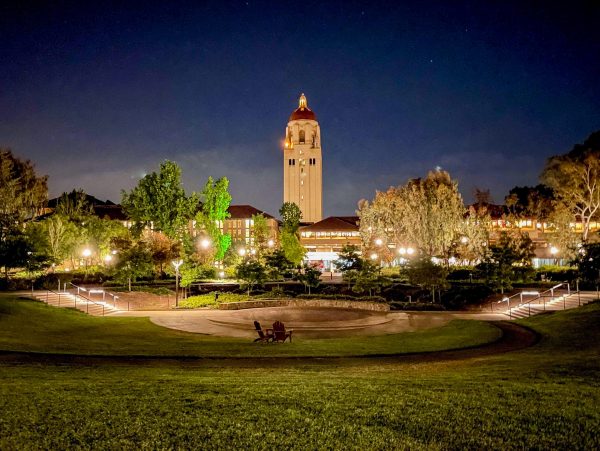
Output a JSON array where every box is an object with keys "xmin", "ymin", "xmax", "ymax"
[{"xmin": 115, "ymin": 307, "xmax": 506, "ymax": 338}]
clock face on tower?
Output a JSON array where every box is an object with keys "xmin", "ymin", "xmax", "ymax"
[{"xmin": 283, "ymin": 94, "xmax": 322, "ymax": 223}]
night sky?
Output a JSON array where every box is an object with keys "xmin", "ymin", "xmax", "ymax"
[{"xmin": 1, "ymin": 1, "xmax": 599, "ymax": 217}]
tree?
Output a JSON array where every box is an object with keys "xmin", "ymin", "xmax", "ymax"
[
  {"xmin": 0, "ymin": 149, "xmax": 48, "ymax": 223},
  {"xmin": 542, "ymin": 131, "xmax": 600, "ymax": 242},
  {"xmin": 334, "ymin": 245, "xmax": 363, "ymax": 272},
  {"xmin": 280, "ymin": 229, "xmax": 305, "ymax": 266},
  {"xmin": 55, "ymin": 189, "xmax": 94, "ymax": 222},
  {"xmin": 406, "ymin": 258, "xmax": 449, "ymax": 302},
  {"xmin": 235, "ymin": 259, "xmax": 267, "ymax": 295},
  {"xmin": 0, "ymin": 222, "xmax": 32, "ymax": 280},
  {"xmin": 121, "ymin": 160, "xmax": 198, "ymax": 239},
  {"xmin": 195, "ymin": 176, "xmax": 232, "ymax": 261},
  {"xmin": 264, "ymin": 249, "xmax": 294, "ymax": 280},
  {"xmin": 358, "ymin": 169, "xmax": 470, "ymax": 263},
  {"xmin": 504, "ymin": 185, "xmax": 554, "ymax": 220},
  {"xmin": 574, "ymin": 242, "xmax": 600, "ymax": 284},
  {"xmin": 352, "ymin": 260, "xmax": 388, "ymax": 296},
  {"xmin": 251, "ymin": 213, "xmax": 271, "ymax": 259},
  {"xmin": 296, "ymin": 263, "xmax": 321, "ymax": 294},
  {"xmin": 43, "ymin": 215, "xmax": 80, "ymax": 264},
  {"xmin": 278, "ymin": 202, "xmax": 305, "ymax": 265},
  {"xmin": 279, "ymin": 202, "xmax": 302, "ymax": 232},
  {"xmin": 142, "ymin": 230, "xmax": 182, "ymax": 276},
  {"xmin": 476, "ymin": 231, "xmax": 535, "ymax": 293},
  {"xmin": 113, "ymin": 242, "xmax": 154, "ymax": 291}
]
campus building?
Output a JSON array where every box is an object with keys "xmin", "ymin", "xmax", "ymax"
[
  {"xmin": 300, "ymin": 216, "xmax": 361, "ymax": 271},
  {"xmin": 283, "ymin": 94, "xmax": 323, "ymax": 223}
]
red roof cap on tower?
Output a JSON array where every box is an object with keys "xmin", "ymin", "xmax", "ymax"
[{"xmin": 289, "ymin": 93, "xmax": 317, "ymax": 121}]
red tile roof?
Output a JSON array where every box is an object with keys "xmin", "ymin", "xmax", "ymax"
[
  {"xmin": 300, "ymin": 216, "xmax": 359, "ymax": 232},
  {"xmin": 227, "ymin": 205, "xmax": 276, "ymax": 220}
]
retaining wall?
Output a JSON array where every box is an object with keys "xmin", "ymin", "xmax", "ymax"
[{"xmin": 218, "ymin": 299, "xmax": 390, "ymax": 312}]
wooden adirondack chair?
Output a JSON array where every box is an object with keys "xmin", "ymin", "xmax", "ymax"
[
  {"xmin": 272, "ymin": 321, "xmax": 293, "ymax": 343},
  {"xmin": 253, "ymin": 320, "xmax": 274, "ymax": 343}
]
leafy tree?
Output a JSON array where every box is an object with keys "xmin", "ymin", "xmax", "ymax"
[
  {"xmin": 113, "ymin": 242, "xmax": 154, "ymax": 291},
  {"xmin": 352, "ymin": 260, "xmax": 388, "ymax": 296},
  {"xmin": 0, "ymin": 223, "xmax": 32, "ymax": 280},
  {"xmin": 235, "ymin": 259, "xmax": 267, "ymax": 295},
  {"xmin": 296, "ymin": 263, "xmax": 322, "ymax": 294},
  {"xmin": 251, "ymin": 213, "xmax": 271, "ymax": 259},
  {"xmin": 0, "ymin": 148, "xmax": 48, "ymax": 223},
  {"xmin": 55, "ymin": 189, "xmax": 94, "ymax": 222},
  {"xmin": 476, "ymin": 231, "xmax": 535, "ymax": 293},
  {"xmin": 574, "ymin": 242, "xmax": 600, "ymax": 284},
  {"xmin": 195, "ymin": 176, "xmax": 232, "ymax": 261},
  {"xmin": 279, "ymin": 202, "xmax": 302, "ymax": 232},
  {"xmin": 406, "ymin": 258, "xmax": 449, "ymax": 302},
  {"xmin": 43, "ymin": 215, "xmax": 80, "ymax": 264},
  {"xmin": 142, "ymin": 230, "xmax": 182, "ymax": 276},
  {"xmin": 542, "ymin": 131, "xmax": 600, "ymax": 241},
  {"xmin": 334, "ymin": 245, "xmax": 363, "ymax": 272},
  {"xmin": 358, "ymin": 169, "xmax": 471, "ymax": 264},
  {"xmin": 121, "ymin": 160, "xmax": 198, "ymax": 239},
  {"xmin": 278, "ymin": 202, "xmax": 305, "ymax": 266},
  {"xmin": 280, "ymin": 229, "xmax": 305, "ymax": 266},
  {"xmin": 264, "ymin": 249, "xmax": 294, "ymax": 280},
  {"xmin": 504, "ymin": 184, "xmax": 554, "ymax": 220}
]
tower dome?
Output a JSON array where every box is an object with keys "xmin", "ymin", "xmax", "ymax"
[{"xmin": 289, "ymin": 93, "xmax": 317, "ymax": 121}]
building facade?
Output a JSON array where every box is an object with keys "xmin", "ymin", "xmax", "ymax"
[{"xmin": 283, "ymin": 93, "xmax": 323, "ymax": 223}]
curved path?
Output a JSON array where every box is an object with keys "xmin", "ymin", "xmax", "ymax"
[
  {"xmin": 0, "ymin": 321, "xmax": 539, "ymax": 367},
  {"xmin": 115, "ymin": 307, "xmax": 508, "ymax": 338}
]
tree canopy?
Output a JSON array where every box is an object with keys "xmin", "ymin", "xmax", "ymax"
[{"xmin": 121, "ymin": 160, "xmax": 198, "ymax": 239}]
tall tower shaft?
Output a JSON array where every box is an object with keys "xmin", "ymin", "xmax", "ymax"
[{"xmin": 283, "ymin": 93, "xmax": 323, "ymax": 223}]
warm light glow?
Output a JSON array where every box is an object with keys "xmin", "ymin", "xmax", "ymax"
[
  {"xmin": 171, "ymin": 259, "xmax": 183, "ymax": 270},
  {"xmin": 267, "ymin": 239, "xmax": 274, "ymax": 247},
  {"xmin": 82, "ymin": 248, "xmax": 92, "ymax": 258},
  {"xmin": 407, "ymin": 247, "xmax": 415, "ymax": 255},
  {"xmin": 398, "ymin": 247, "xmax": 406, "ymax": 255},
  {"xmin": 370, "ymin": 253, "xmax": 378, "ymax": 260},
  {"xmin": 375, "ymin": 238, "xmax": 383, "ymax": 246},
  {"xmin": 550, "ymin": 246, "xmax": 559, "ymax": 255},
  {"xmin": 104, "ymin": 255, "xmax": 113, "ymax": 263},
  {"xmin": 250, "ymin": 249, "xmax": 256, "ymax": 255},
  {"xmin": 238, "ymin": 248, "xmax": 246, "ymax": 256},
  {"xmin": 200, "ymin": 238, "xmax": 211, "ymax": 249},
  {"xmin": 449, "ymin": 257, "xmax": 457, "ymax": 265},
  {"xmin": 111, "ymin": 249, "xmax": 118, "ymax": 255},
  {"xmin": 219, "ymin": 271, "xmax": 225, "ymax": 278},
  {"xmin": 460, "ymin": 236, "xmax": 468, "ymax": 244}
]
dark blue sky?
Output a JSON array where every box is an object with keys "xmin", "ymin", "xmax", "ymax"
[{"xmin": 1, "ymin": 1, "xmax": 599, "ymax": 216}]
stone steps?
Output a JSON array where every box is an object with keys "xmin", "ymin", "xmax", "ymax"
[
  {"xmin": 30, "ymin": 292, "xmax": 120, "ymax": 316},
  {"xmin": 506, "ymin": 293, "xmax": 595, "ymax": 319}
]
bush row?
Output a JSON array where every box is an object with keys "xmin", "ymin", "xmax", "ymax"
[{"xmin": 389, "ymin": 302, "xmax": 446, "ymax": 311}]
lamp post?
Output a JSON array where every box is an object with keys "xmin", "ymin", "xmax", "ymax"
[
  {"xmin": 82, "ymin": 248, "xmax": 92, "ymax": 274},
  {"xmin": 172, "ymin": 259, "xmax": 183, "ymax": 307}
]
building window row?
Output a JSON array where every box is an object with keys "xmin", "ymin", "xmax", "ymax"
[
  {"xmin": 309, "ymin": 158, "xmax": 316, "ymax": 165},
  {"xmin": 288, "ymin": 159, "xmax": 296, "ymax": 166}
]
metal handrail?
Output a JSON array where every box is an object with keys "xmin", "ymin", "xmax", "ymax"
[
  {"xmin": 68, "ymin": 282, "xmax": 109, "ymax": 316},
  {"xmin": 506, "ymin": 283, "xmax": 575, "ymax": 318}
]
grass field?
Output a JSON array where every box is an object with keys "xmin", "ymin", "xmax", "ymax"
[{"xmin": 0, "ymin": 295, "xmax": 599, "ymax": 449}]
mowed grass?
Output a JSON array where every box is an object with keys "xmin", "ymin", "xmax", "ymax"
[
  {"xmin": 0, "ymin": 295, "xmax": 500, "ymax": 357},
  {"xmin": 0, "ymin": 296, "xmax": 599, "ymax": 449}
]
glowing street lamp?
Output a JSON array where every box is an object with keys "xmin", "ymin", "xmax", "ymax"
[
  {"xmin": 406, "ymin": 247, "xmax": 415, "ymax": 255},
  {"xmin": 82, "ymin": 248, "xmax": 92, "ymax": 272},
  {"xmin": 398, "ymin": 247, "xmax": 406, "ymax": 255},
  {"xmin": 550, "ymin": 246, "xmax": 559, "ymax": 255},
  {"xmin": 460, "ymin": 236, "xmax": 469, "ymax": 244},
  {"xmin": 267, "ymin": 239, "xmax": 275, "ymax": 248},
  {"xmin": 370, "ymin": 253, "xmax": 378, "ymax": 260},
  {"xmin": 238, "ymin": 248, "xmax": 247, "ymax": 257},
  {"xmin": 104, "ymin": 255, "xmax": 113, "ymax": 263},
  {"xmin": 172, "ymin": 259, "xmax": 183, "ymax": 307},
  {"xmin": 374, "ymin": 238, "xmax": 383, "ymax": 246},
  {"xmin": 200, "ymin": 238, "xmax": 211, "ymax": 249}
]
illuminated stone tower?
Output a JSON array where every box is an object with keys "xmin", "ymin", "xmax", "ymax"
[{"xmin": 283, "ymin": 93, "xmax": 323, "ymax": 223}]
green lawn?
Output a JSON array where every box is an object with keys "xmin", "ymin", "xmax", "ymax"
[
  {"xmin": 0, "ymin": 295, "xmax": 599, "ymax": 449},
  {"xmin": 0, "ymin": 295, "xmax": 500, "ymax": 357}
]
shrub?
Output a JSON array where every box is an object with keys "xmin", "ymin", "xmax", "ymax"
[
  {"xmin": 389, "ymin": 302, "xmax": 445, "ymax": 311},
  {"xmin": 179, "ymin": 292, "xmax": 249, "ymax": 309},
  {"xmin": 440, "ymin": 285, "xmax": 494, "ymax": 310},
  {"xmin": 296, "ymin": 293, "xmax": 386, "ymax": 303}
]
